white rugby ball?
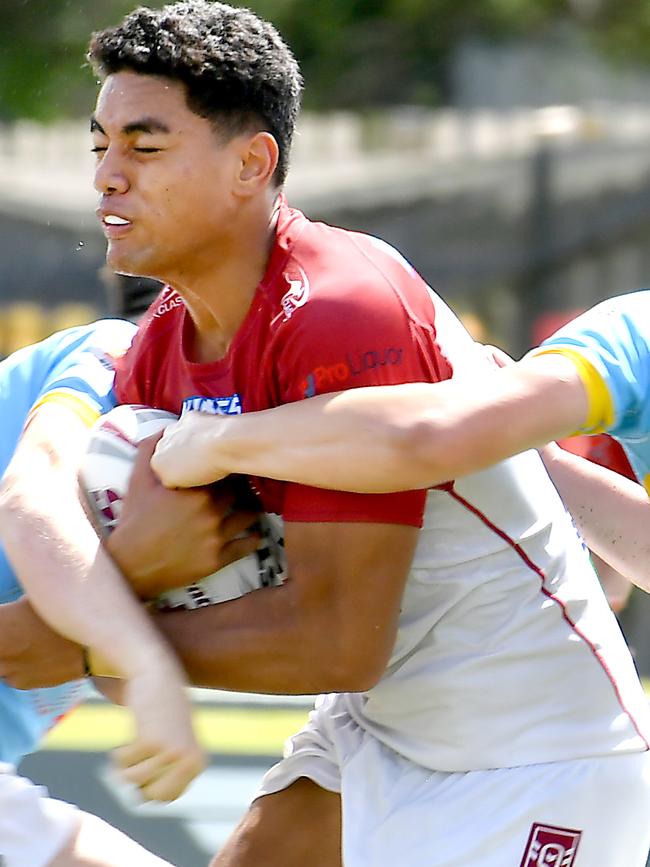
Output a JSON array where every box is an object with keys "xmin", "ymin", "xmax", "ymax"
[{"xmin": 80, "ymin": 404, "xmax": 285, "ymax": 610}]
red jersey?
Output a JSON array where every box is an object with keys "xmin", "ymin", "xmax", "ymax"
[
  {"xmin": 560, "ymin": 433, "xmax": 636, "ymax": 481},
  {"xmin": 115, "ymin": 197, "xmax": 452, "ymax": 526}
]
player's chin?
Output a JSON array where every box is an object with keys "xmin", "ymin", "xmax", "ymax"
[
  {"xmin": 105, "ymin": 243, "xmax": 133, "ymax": 274},
  {"xmin": 105, "ymin": 242, "xmax": 155, "ymax": 278}
]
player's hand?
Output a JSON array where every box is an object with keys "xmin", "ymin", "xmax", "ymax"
[
  {"xmin": 0, "ymin": 597, "xmax": 84, "ymax": 688},
  {"xmin": 151, "ymin": 411, "xmax": 232, "ymax": 489},
  {"xmin": 114, "ymin": 664, "xmax": 206, "ymax": 802},
  {"xmin": 106, "ymin": 436, "xmax": 261, "ymax": 599}
]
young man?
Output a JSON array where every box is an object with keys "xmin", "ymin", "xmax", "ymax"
[
  {"xmin": 87, "ymin": 5, "xmax": 650, "ymax": 866},
  {"xmin": 0, "ymin": 319, "xmax": 210, "ymax": 867},
  {"xmin": 153, "ymin": 290, "xmax": 650, "ymax": 594}
]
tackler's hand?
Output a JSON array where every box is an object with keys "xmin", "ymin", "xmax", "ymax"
[
  {"xmin": 151, "ymin": 410, "xmax": 233, "ymax": 489},
  {"xmin": 113, "ymin": 659, "xmax": 206, "ymax": 802}
]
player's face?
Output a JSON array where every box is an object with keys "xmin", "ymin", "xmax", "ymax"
[{"xmin": 92, "ymin": 72, "xmax": 245, "ymax": 281}]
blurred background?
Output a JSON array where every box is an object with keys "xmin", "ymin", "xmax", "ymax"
[{"xmin": 4, "ymin": 0, "xmax": 650, "ymax": 863}]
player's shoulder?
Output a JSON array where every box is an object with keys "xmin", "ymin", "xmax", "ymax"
[
  {"xmin": 68, "ymin": 318, "xmax": 137, "ymax": 356},
  {"xmin": 589, "ymin": 288, "xmax": 650, "ymax": 319},
  {"xmin": 543, "ymin": 290, "xmax": 650, "ymax": 357},
  {"xmin": 273, "ymin": 205, "xmax": 434, "ymax": 328},
  {"xmin": 299, "ymin": 217, "xmax": 420, "ymax": 288},
  {"xmin": 2, "ymin": 319, "xmax": 136, "ymax": 373}
]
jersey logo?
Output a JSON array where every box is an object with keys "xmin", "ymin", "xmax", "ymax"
[
  {"xmin": 281, "ymin": 267, "xmax": 310, "ymax": 320},
  {"xmin": 301, "ymin": 347, "xmax": 404, "ymax": 397},
  {"xmin": 152, "ymin": 292, "xmax": 184, "ymax": 318},
  {"xmin": 520, "ymin": 824, "xmax": 582, "ymax": 867},
  {"xmin": 181, "ymin": 394, "xmax": 242, "ymax": 415}
]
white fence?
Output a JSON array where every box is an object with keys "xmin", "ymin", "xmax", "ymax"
[{"xmin": 2, "ymin": 102, "xmax": 650, "ymax": 228}]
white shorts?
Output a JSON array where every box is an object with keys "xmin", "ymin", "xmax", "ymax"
[
  {"xmin": 0, "ymin": 763, "xmax": 79, "ymax": 867},
  {"xmin": 257, "ymin": 695, "xmax": 650, "ymax": 867}
]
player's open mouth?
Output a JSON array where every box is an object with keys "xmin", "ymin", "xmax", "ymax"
[{"xmin": 101, "ymin": 214, "xmax": 134, "ymax": 238}]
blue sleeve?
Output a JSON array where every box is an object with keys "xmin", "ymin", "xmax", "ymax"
[
  {"xmin": 33, "ymin": 319, "xmax": 137, "ymax": 421},
  {"xmin": 540, "ymin": 291, "xmax": 650, "ymax": 439}
]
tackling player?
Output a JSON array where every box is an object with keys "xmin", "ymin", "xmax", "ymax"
[
  {"xmin": 0, "ymin": 320, "xmax": 207, "ymax": 866},
  {"xmin": 154, "ymin": 290, "xmax": 650, "ymax": 596},
  {"xmin": 81, "ymin": 4, "xmax": 650, "ymax": 866}
]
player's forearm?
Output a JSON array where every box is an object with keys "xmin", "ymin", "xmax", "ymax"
[
  {"xmin": 154, "ymin": 355, "xmax": 589, "ymax": 492},
  {"xmin": 540, "ymin": 444, "xmax": 650, "ymax": 592},
  {"xmin": 152, "ymin": 585, "xmax": 372, "ymax": 694},
  {"xmin": 402, "ymin": 355, "xmax": 590, "ymax": 485},
  {"xmin": 0, "ymin": 457, "xmax": 178, "ymax": 681}
]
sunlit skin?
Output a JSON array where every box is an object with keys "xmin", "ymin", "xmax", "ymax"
[{"xmin": 92, "ymin": 71, "xmax": 280, "ymax": 361}]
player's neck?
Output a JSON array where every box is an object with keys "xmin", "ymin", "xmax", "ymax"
[{"xmin": 168, "ymin": 197, "xmax": 279, "ymax": 363}]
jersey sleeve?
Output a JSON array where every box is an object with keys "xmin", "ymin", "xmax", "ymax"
[
  {"xmin": 30, "ymin": 320, "xmax": 136, "ymax": 428},
  {"xmin": 273, "ymin": 270, "xmax": 450, "ymax": 527},
  {"xmin": 529, "ymin": 292, "xmax": 650, "ymax": 439}
]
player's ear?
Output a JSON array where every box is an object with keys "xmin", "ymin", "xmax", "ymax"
[{"xmin": 236, "ymin": 131, "xmax": 279, "ymax": 195}]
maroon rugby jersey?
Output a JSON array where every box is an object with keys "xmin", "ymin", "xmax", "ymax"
[{"xmin": 115, "ymin": 196, "xmax": 452, "ymax": 525}]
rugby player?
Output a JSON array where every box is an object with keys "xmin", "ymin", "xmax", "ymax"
[
  {"xmin": 79, "ymin": 4, "xmax": 650, "ymax": 865},
  {"xmin": 0, "ymin": 319, "xmax": 207, "ymax": 866}
]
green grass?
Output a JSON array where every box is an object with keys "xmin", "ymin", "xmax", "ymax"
[{"xmin": 44, "ymin": 703, "xmax": 309, "ymax": 755}]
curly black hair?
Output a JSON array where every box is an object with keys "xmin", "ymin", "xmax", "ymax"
[{"xmin": 87, "ymin": 1, "xmax": 303, "ymax": 185}]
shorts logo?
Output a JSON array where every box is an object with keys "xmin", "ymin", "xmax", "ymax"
[
  {"xmin": 520, "ymin": 824, "xmax": 582, "ymax": 867},
  {"xmin": 181, "ymin": 394, "xmax": 242, "ymax": 415}
]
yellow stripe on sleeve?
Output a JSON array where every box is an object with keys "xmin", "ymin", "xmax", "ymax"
[
  {"xmin": 29, "ymin": 390, "xmax": 102, "ymax": 429},
  {"xmin": 531, "ymin": 347, "xmax": 615, "ymax": 435}
]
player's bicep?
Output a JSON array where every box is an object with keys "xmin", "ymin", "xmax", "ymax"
[
  {"xmin": 523, "ymin": 350, "xmax": 608, "ymax": 435},
  {"xmin": 469, "ymin": 354, "xmax": 591, "ymax": 456},
  {"xmin": 282, "ymin": 519, "xmax": 419, "ymax": 689}
]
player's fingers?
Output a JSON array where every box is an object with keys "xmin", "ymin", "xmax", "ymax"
[
  {"xmin": 129, "ymin": 432, "xmax": 165, "ymax": 490},
  {"xmin": 116, "ymin": 752, "xmax": 169, "ymax": 791},
  {"xmin": 112, "ymin": 740, "xmax": 157, "ymax": 771},
  {"xmin": 139, "ymin": 754, "xmax": 205, "ymax": 802}
]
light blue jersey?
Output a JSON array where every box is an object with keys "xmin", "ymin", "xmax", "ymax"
[
  {"xmin": 0, "ymin": 318, "xmax": 136, "ymax": 765},
  {"xmin": 537, "ymin": 290, "xmax": 650, "ymax": 489}
]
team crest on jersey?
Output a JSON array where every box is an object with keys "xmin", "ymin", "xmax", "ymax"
[
  {"xmin": 181, "ymin": 394, "xmax": 242, "ymax": 415},
  {"xmin": 281, "ymin": 267, "xmax": 310, "ymax": 320},
  {"xmin": 520, "ymin": 824, "xmax": 582, "ymax": 867}
]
